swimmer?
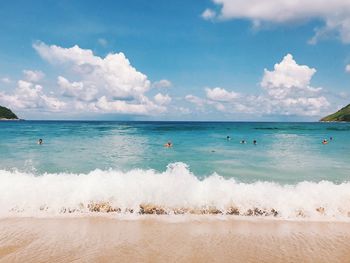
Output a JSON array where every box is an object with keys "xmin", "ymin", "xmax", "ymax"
[
  {"xmin": 330, "ymin": 137, "xmax": 333, "ymax": 141},
  {"xmin": 164, "ymin": 141, "xmax": 173, "ymax": 148},
  {"xmin": 37, "ymin": 138, "xmax": 43, "ymax": 145},
  {"xmin": 253, "ymin": 139, "xmax": 257, "ymax": 145},
  {"xmin": 240, "ymin": 140, "xmax": 246, "ymax": 144},
  {"xmin": 322, "ymin": 139, "xmax": 328, "ymax": 145},
  {"xmin": 226, "ymin": 136, "xmax": 231, "ymax": 141}
]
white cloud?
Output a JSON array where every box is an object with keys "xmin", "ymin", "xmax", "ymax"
[
  {"xmin": 23, "ymin": 70, "xmax": 45, "ymax": 82},
  {"xmin": 57, "ymin": 76, "xmax": 98, "ymax": 102},
  {"xmin": 152, "ymin": 79, "xmax": 172, "ymax": 88},
  {"xmin": 201, "ymin": 8, "xmax": 216, "ymax": 20},
  {"xmin": 346, "ymin": 64, "xmax": 350, "ymax": 73},
  {"xmin": 259, "ymin": 54, "xmax": 329, "ymax": 116},
  {"xmin": 0, "ymin": 80, "xmax": 65, "ymax": 112},
  {"xmin": 92, "ymin": 95, "xmax": 166, "ymax": 115},
  {"xmin": 186, "ymin": 54, "xmax": 330, "ymax": 116},
  {"xmin": 261, "ymin": 54, "xmax": 322, "ymax": 100},
  {"xmin": 185, "ymin": 94, "xmax": 206, "ymax": 108},
  {"xmin": 204, "ymin": 0, "xmax": 350, "ymax": 43},
  {"xmin": 261, "ymin": 54, "xmax": 315, "ymax": 90},
  {"xmin": 185, "ymin": 92, "xmax": 228, "ymax": 112},
  {"xmin": 32, "ymin": 42, "xmax": 168, "ymax": 116},
  {"xmin": 33, "ymin": 42, "xmax": 150, "ymax": 100},
  {"xmin": 154, "ymin": 93, "xmax": 172, "ymax": 105},
  {"xmin": 205, "ymin": 87, "xmax": 240, "ymax": 102}
]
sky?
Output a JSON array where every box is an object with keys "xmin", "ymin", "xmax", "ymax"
[{"xmin": 0, "ymin": 0, "xmax": 349, "ymax": 121}]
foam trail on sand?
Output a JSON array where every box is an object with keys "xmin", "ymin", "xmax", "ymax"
[{"xmin": 1, "ymin": 162, "xmax": 350, "ymax": 220}]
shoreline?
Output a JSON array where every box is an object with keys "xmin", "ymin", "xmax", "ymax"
[
  {"xmin": 3, "ymin": 213, "xmax": 350, "ymax": 223},
  {"xmin": 1, "ymin": 217, "xmax": 350, "ymax": 262}
]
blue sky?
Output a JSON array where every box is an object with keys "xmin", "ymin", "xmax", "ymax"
[{"xmin": 0, "ymin": 0, "xmax": 349, "ymax": 120}]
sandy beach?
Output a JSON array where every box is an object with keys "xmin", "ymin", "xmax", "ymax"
[{"xmin": 1, "ymin": 217, "xmax": 350, "ymax": 263}]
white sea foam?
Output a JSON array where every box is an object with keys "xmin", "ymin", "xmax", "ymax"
[{"xmin": 1, "ymin": 162, "xmax": 350, "ymax": 220}]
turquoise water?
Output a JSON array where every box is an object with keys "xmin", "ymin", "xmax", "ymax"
[
  {"xmin": 1, "ymin": 121, "xmax": 350, "ymax": 218},
  {"xmin": 1, "ymin": 121, "xmax": 349, "ymax": 183}
]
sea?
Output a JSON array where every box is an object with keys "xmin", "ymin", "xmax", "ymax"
[{"xmin": 0, "ymin": 121, "xmax": 350, "ymax": 219}]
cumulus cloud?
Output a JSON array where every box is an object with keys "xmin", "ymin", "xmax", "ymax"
[
  {"xmin": 92, "ymin": 95, "xmax": 165, "ymax": 115},
  {"xmin": 260, "ymin": 54, "xmax": 328, "ymax": 116},
  {"xmin": 203, "ymin": 0, "xmax": 350, "ymax": 43},
  {"xmin": 152, "ymin": 79, "xmax": 172, "ymax": 88},
  {"xmin": 186, "ymin": 54, "xmax": 330, "ymax": 116},
  {"xmin": 33, "ymin": 42, "xmax": 150, "ymax": 100},
  {"xmin": 187, "ymin": 88, "xmax": 254, "ymax": 114},
  {"xmin": 185, "ymin": 92, "xmax": 225, "ymax": 112},
  {"xmin": 261, "ymin": 54, "xmax": 316, "ymax": 90},
  {"xmin": 154, "ymin": 93, "xmax": 172, "ymax": 105},
  {"xmin": 0, "ymin": 80, "xmax": 65, "ymax": 111},
  {"xmin": 32, "ymin": 42, "xmax": 167, "ymax": 115},
  {"xmin": 261, "ymin": 54, "xmax": 322, "ymax": 99},
  {"xmin": 57, "ymin": 76, "xmax": 98, "ymax": 102},
  {"xmin": 185, "ymin": 94, "xmax": 206, "ymax": 108},
  {"xmin": 23, "ymin": 70, "xmax": 45, "ymax": 82},
  {"xmin": 205, "ymin": 87, "xmax": 240, "ymax": 102}
]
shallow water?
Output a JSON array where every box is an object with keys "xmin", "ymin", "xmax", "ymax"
[
  {"xmin": 1, "ymin": 121, "xmax": 349, "ymax": 183},
  {"xmin": 0, "ymin": 121, "xmax": 350, "ymax": 218}
]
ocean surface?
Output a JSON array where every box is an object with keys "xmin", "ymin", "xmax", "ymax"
[{"xmin": 0, "ymin": 121, "xmax": 350, "ymax": 219}]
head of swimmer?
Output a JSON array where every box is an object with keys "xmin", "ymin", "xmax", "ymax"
[{"xmin": 165, "ymin": 141, "xmax": 172, "ymax": 147}]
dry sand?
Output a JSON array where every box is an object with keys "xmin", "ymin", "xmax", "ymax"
[{"xmin": 1, "ymin": 216, "xmax": 350, "ymax": 263}]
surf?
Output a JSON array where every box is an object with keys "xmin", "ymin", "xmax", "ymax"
[{"xmin": 1, "ymin": 162, "xmax": 350, "ymax": 220}]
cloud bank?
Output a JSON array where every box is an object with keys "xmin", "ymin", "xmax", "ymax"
[
  {"xmin": 0, "ymin": 80, "xmax": 65, "ymax": 112},
  {"xmin": 23, "ymin": 70, "xmax": 45, "ymax": 82},
  {"xmin": 203, "ymin": 0, "xmax": 350, "ymax": 43},
  {"xmin": 186, "ymin": 54, "xmax": 330, "ymax": 116},
  {"xmin": 0, "ymin": 42, "xmax": 171, "ymax": 116},
  {"xmin": 0, "ymin": 43, "xmax": 333, "ymax": 119}
]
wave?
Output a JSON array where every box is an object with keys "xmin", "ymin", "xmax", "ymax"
[
  {"xmin": 254, "ymin": 125, "xmax": 350, "ymax": 131},
  {"xmin": 326, "ymin": 127, "xmax": 350, "ymax": 131},
  {"xmin": 1, "ymin": 163, "xmax": 350, "ymax": 220},
  {"xmin": 254, "ymin": 127, "xmax": 280, "ymax": 130}
]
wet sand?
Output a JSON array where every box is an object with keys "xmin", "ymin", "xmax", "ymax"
[{"xmin": 1, "ymin": 217, "xmax": 350, "ymax": 263}]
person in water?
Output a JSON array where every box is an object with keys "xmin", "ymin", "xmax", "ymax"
[
  {"xmin": 226, "ymin": 136, "xmax": 231, "ymax": 141},
  {"xmin": 164, "ymin": 141, "xmax": 173, "ymax": 148},
  {"xmin": 253, "ymin": 139, "xmax": 257, "ymax": 145},
  {"xmin": 240, "ymin": 140, "xmax": 246, "ymax": 144},
  {"xmin": 38, "ymin": 138, "xmax": 43, "ymax": 145},
  {"xmin": 322, "ymin": 139, "xmax": 328, "ymax": 145},
  {"xmin": 330, "ymin": 136, "xmax": 333, "ymax": 141}
]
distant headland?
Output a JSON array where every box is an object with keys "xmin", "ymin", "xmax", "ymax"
[
  {"xmin": 320, "ymin": 104, "xmax": 350, "ymax": 122},
  {"xmin": 0, "ymin": 105, "xmax": 19, "ymax": 120}
]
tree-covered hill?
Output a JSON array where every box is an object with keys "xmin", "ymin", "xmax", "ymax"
[
  {"xmin": 320, "ymin": 104, "xmax": 350, "ymax": 122},
  {"xmin": 0, "ymin": 105, "xmax": 18, "ymax": 120}
]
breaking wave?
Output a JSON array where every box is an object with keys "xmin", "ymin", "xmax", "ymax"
[{"xmin": 1, "ymin": 162, "xmax": 350, "ymax": 220}]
